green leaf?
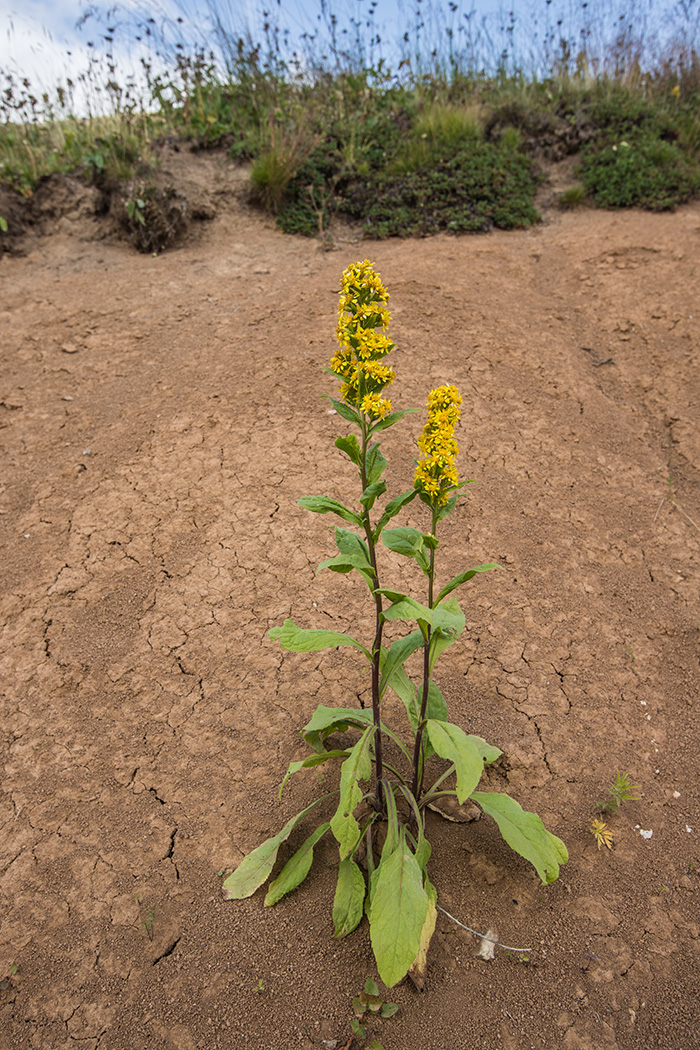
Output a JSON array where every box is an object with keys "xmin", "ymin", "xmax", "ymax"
[
  {"xmin": 301, "ymin": 705, "xmax": 375, "ymax": 753},
  {"xmin": 366, "ymin": 443, "xmax": 388, "ymax": 484},
  {"xmin": 381, "ymin": 1003, "xmax": 399, "ymax": 1018},
  {"xmin": 381, "ymin": 527, "xmax": 430, "ymax": 572},
  {"xmin": 319, "ymin": 529, "xmax": 376, "ymax": 588},
  {"xmin": 279, "ymin": 750, "xmax": 349, "ymax": 796},
  {"xmin": 327, "ymin": 395, "xmax": 361, "ymax": 425},
  {"xmin": 378, "ymin": 632, "xmax": 424, "ymax": 701},
  {"xmin": 428, "ymin": 597, "xmax": 465, "ymax": 670},
  {"xmin": 471, "ymin": 791, "xmax": 569, "ymax": 884},
  {"xmin": 264, "ymin": 822, "xmax": 331, "ymax": 906},
  {"xmin": 0, "ymin": 216, "xmax": 8, "ymax": 233},
  {"xmin": 331, "ymin": 727, "xmax": 376, "ymax": 859},
  {"xmin": 269, "ymin": 620, "xmax": 371, "ymax": 660},
  {"xmin": 333, "ymin": 857, "xmax": 366, "ymax": 937},
  {"xmin": 361, "ymin": 479, "xmax": 387, "ymax": 510},
  {"xmin": 369, "ymin": 408, "xmax": 417, "ymax": 434},
  {"xmin": 377, "ymin": 591, "xmax": 464, "ymax": 634},
  {"xmin": 416, "ymin": 682, "xmax": 449, "ymax": 724},
  {"xmin": 374, "ymin": 489, "xmax": 418, "ymax": 538},
  {"xmin": 369, "ymin": 831, "xmax": 429, "ymax": 987},
  {"xmin": 466, "ymin": 735, "xmax": 502, "ymax": 765},
  {"xmin": 297, "ymin": 496, "xmax": 362, "ymax": 526},
  {"xmin": 435, "ymin": 563, "xmax": 502, "ymax": 604},
  {"xmin": 335, "ymin": 433, "xmax": 361, "ymax": 465},
  {"xmin": 426, "ymin": 720, "xmax": 485, "ymax": 803},
  {"xmin": 222, "ymin": 796, "xmax": 330, "ymax": 899}
]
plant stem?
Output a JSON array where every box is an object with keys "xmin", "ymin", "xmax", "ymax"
[
  {"xmin": 360, "ymin": 418, "xmax": 385, "ymax": 814},
  {"xmin": 411, "ymin": 506, "xmax": 438, "ymax": 799}
]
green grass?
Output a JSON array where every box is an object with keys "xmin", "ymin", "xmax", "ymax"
[{"xmin": 1, "ymin": 2, "xmax": 700, "ymax": 245}]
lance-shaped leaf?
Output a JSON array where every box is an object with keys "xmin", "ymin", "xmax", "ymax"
[
  {"xmin": 377, "ymin": 591, "xmax": 464, "ymax": 635},
  {"xmin": 335, "ymin": 433, "xmax": 361, "ymax": 465},
  {"xmin": 297, "ymin": 496, "xmax": 363, "ymax": 527},
  {"xmin": 381, "ymin": 527, "xmax": 430, "ymax": 573},
  {"xmin": 279, "ymin": 750, "xmax": 349, "ymax": 796},
  {"xmin": 269, "ymin": 620, "xmax": 371, "ymax": 660},
  {"xmin": 374, "ymin": 489, "xmax": 418, "ymax": 538},
  {"xmin": 416, "ymin": 682, "xmax": 449, "ymax": 725},
  {"xmin": 408, "ymin": 877, "xmax": 437, "ymax": 991},
  {"xmin": 222, "ymin": 796, "xmax": 331, "ymax": 900},
  {"xmin": 379, "ymin": 631, "xmax": 424, "ymax": 701},
  {"xmin": 326, "ymin": 395, "xmax": 361, "ymax": 425},
  {"xmin": 366, "ymin": 443, "xmax": 388, "ymax": 484},
  {"xmin": 331, "ymin": 726, "xmax": 375, "ymax": 859},
  {"xmin": 302, "ymin": 705, "xmax": 375, "ymax": 753},
  {"xmin": 318, "ymin": 528, "xmax": 376, "ymax": 588},
  {"xmin": 426, "ymin": 720, "xmax": 486, "ymax": 802},
  {"xmin": 361, "ymin": 479, "xmax": 387, "ymax": 511},
  {"xmin": 368, "ymin": 408, "xmax": 417, "ymax": 434},
  {"xmin": 369, "ymin": 832, "xmax": 429, "ymax": 987},
  {"xmin": 467, "ymin": 735, "xmax": 502, "ymax": 765},
  {"xmin": 428, "ymin": 597, "xmax": 465, "ymax": 670},
  {"xmin": 471, "ymin": 791, "xmax": 569, "ymax": 884},
  {"xmin": 333, "ymin": 857, "xmax": 367, "ymax": 938},
  {"xmin": 435, "ymin": 562, "xmax": 502, "ymax": 604},
  {"xmin": 379, "ymin": 653, "xmax": 419, "ymax": 733},
  {"xmin": 264, "ymin": 822, "xmax": 331, "ymax": 906}
]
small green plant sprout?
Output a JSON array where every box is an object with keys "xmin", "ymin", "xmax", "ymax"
[
  {"xmin": 590, "ymin": 817, "xmax": 614, "ymax": 850},
  {"xmin": 350, "ymin": 977, "xmax": 398, "ymax": 1041},
  {"xmin": 135, "ymin": 894, "xmax": 155, "ymax": 940},
  {"xmin": 125, "ymin": 195, "xmax": 146, "ymax": 227},
  {"xmin": 0, "ymin": 963, "xmax": 18, "ymax": 991},
  {"xmin": 597, "ymin": 771, "xmax": 641, "ymax": 815},
  {"xmin": 0, "ymin": 216, "xmax": 8, "ymax": 233},
  {"xmin": 222, "ymin": 260, "xmax": 568, "ymax": 987}
]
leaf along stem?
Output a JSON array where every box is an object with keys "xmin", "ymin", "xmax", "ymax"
[{"xmin": 412, "ymin": 506, "xmax": 438, "ymax": 799}]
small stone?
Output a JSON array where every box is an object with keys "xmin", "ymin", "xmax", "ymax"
[{"xmin": 61, "ymin": 343, "xmax": 79, "ymax": 353}]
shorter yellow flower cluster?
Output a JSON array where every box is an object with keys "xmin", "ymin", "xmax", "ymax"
[
  {"xmin": 414, "ymin": 384, "xmax": 462, "ymax": 507},
  {"xmin": 332, "ymin": 260, "xmax": 394, "ymax": 420}
]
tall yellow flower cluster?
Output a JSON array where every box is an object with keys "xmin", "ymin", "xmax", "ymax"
[
  {"xmin": 414, "ymin": 384, "xmax": 462, "ymax": 507},
  {"xmin": 331, "ymin": 260, "xmax": 394, "ymax": 420}
]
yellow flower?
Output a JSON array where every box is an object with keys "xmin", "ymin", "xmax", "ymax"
[
  {"xmin": 332, "ymin": 260, "xmax": 396, "ymax": 417},
  {"xmin": 414, "ymin": 384, "xmax": 462, "ymax": 508},
  {"xmin": 671, "ymin": 84, "xmax": 681, "ymax": 99}
]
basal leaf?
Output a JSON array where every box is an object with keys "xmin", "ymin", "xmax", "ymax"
[
  {"xmin": 297, "ymin": 496, "xmax": 362, "ymax": 527},
  {"xmin": 222, "ymin": 797, "xmax": 330, "ymax": 900},
  {"xmin": 408, "ymin": 877, "xmax": 437, "ymax": 991},
  {"xmin": 435, "ymin": 563, "xmax": 502, "ymax": 604},
  {"xmin": 331, "ymin": 727, "xmax": 375, "ymax": 859},
  {"xmin": 302, "ymin": 705, "xmax": 375, "ymax": 752},
  {"xmin": 471, "ymin": 791, "xmax": 569, "ymax": 884},
  {"xmin": 426, "ymin": 720, "xmax": 485, "ymax": 803},
  {"xmin": 279, "ymin": 750, "xmax": 349, "ymax": 796},
  {"xmin": 333, "ymin": 857, "xmax": 367, "ymax": 937},
  {"xmin": 264, "ymin": 822, "xmax": 331, "ymax": 906},
  {"xmin": 269, "ymin": 620, "xmax": 371, "ymax": 660},
  {"xmin": 369, "ymin": 833, "xmax": 429, "ymax": 987}
]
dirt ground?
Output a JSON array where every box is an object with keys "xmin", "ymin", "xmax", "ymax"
[{"xmin": 1, "ymin": 149, "xmax": 699, "ymax": 1050}]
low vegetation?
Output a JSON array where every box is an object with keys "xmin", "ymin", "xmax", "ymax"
[{"xmin": 1, "ymin": 2, "xmax": 699, "ymax": 249}]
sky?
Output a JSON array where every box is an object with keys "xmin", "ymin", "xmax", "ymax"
[{"xmin": 1, "ymin": 0, "xmax": 697, "ymax": 115}]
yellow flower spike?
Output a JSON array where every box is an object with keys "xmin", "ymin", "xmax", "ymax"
[
  {"xmin": 333, "ymin": 260, "xmax": 396, "ymax": 416},
  {"xmin": 414, "ymin": 384, "xmax": 462, "ymax": 509}
]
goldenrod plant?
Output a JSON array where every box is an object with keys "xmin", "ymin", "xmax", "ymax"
[{"xmin": 223, "ymin": 261, "xmax": 567, "ymax": 987}]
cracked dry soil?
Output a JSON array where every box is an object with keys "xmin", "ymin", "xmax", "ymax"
[{"xmin": 1, "ymin": 153, "xmax": 699, "ymax": 1050}]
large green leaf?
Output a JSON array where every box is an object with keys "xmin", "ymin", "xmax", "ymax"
[
  {"xmin": 335, "ymin": 434, "xmax": 361, "ymax": 465},
  {"xmin": 301, "ymin": 705, "xmax": 375, "ymax": 753},
  {"xmin": 381, "ymin": 527, "xmax": 430, "ymax": 572},
  {"xmin": 416, "ymin": 682, "xmax": 449, "ymax": 724},
  {"xmin": 435, "ymin": 563, "xmax": 502, "ymax": 604},
  {"xmin": 318, "ymin": 528, "xmax": 375, "ymax": 588},
  {"xmin": 297, "ymin": 496, "xmax": 362, "ymax": 527},
  {"xmin": 331, "ymin": 727, "xmax": 375, "ymax": 859},
  {"xmin": 222, "ymin": 796, "xmax": 330, "ymax": 900},
  {"xmin": 426, "ymin": 720, "xmax": 485, "ymax": 803},
  {"xmin": 428, "ymin": 597, "xmax": 466, "ymax": 670},
  {"xmin": 333, "ymin": 858, "xmax": 366, "ymax": 937},
  {"xmin": 369, "ymin": 833, "xmax": 429, "ymax": 987},
  {"xmin": 366, "ymin": 443, "xmax": 388, "ymax": 484},
  {"xmin": 377, "ymin": 591, "xmax": 464, "ymax": 635},
  {"xmin": 471, "ymin": 791, "xmax": 569, "ymax": 884},
  {"xmin": 378, "ymin": 632, "xmax": 424, "ymax": 701},
  {"xmin": 279, "ymin": 750, "xmax": 349, "ymax": 796},
  {"xmin": 264, "ymin": 822, "xmax": 331, "ymax": 906},
  {"xmin": 269, "ymin": 620, "xmax": 371, "ymax": 660},
  {"xmin": 360, "ymin": 479, "xmax": 387, "ymax": 510},
  {"xmin": 369, "ymin": 408, "xmax": 417, "ymax": 434},
  {"xmin": 373, "ymin": 489, "xmax": 418, "ymax": 538},
  {"xmin": 326, "ymin": 395, "xmax": 361, "ymax": 425}
]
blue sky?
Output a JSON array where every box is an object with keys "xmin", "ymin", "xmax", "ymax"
[{"xmin": 1, "ymin": 0, "xmax": 697, "ymax": 110}]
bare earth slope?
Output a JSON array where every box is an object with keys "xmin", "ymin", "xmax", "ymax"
[{"xmin": 1, "ymin": 153, "xmax": 699, "ymax": 1050}]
